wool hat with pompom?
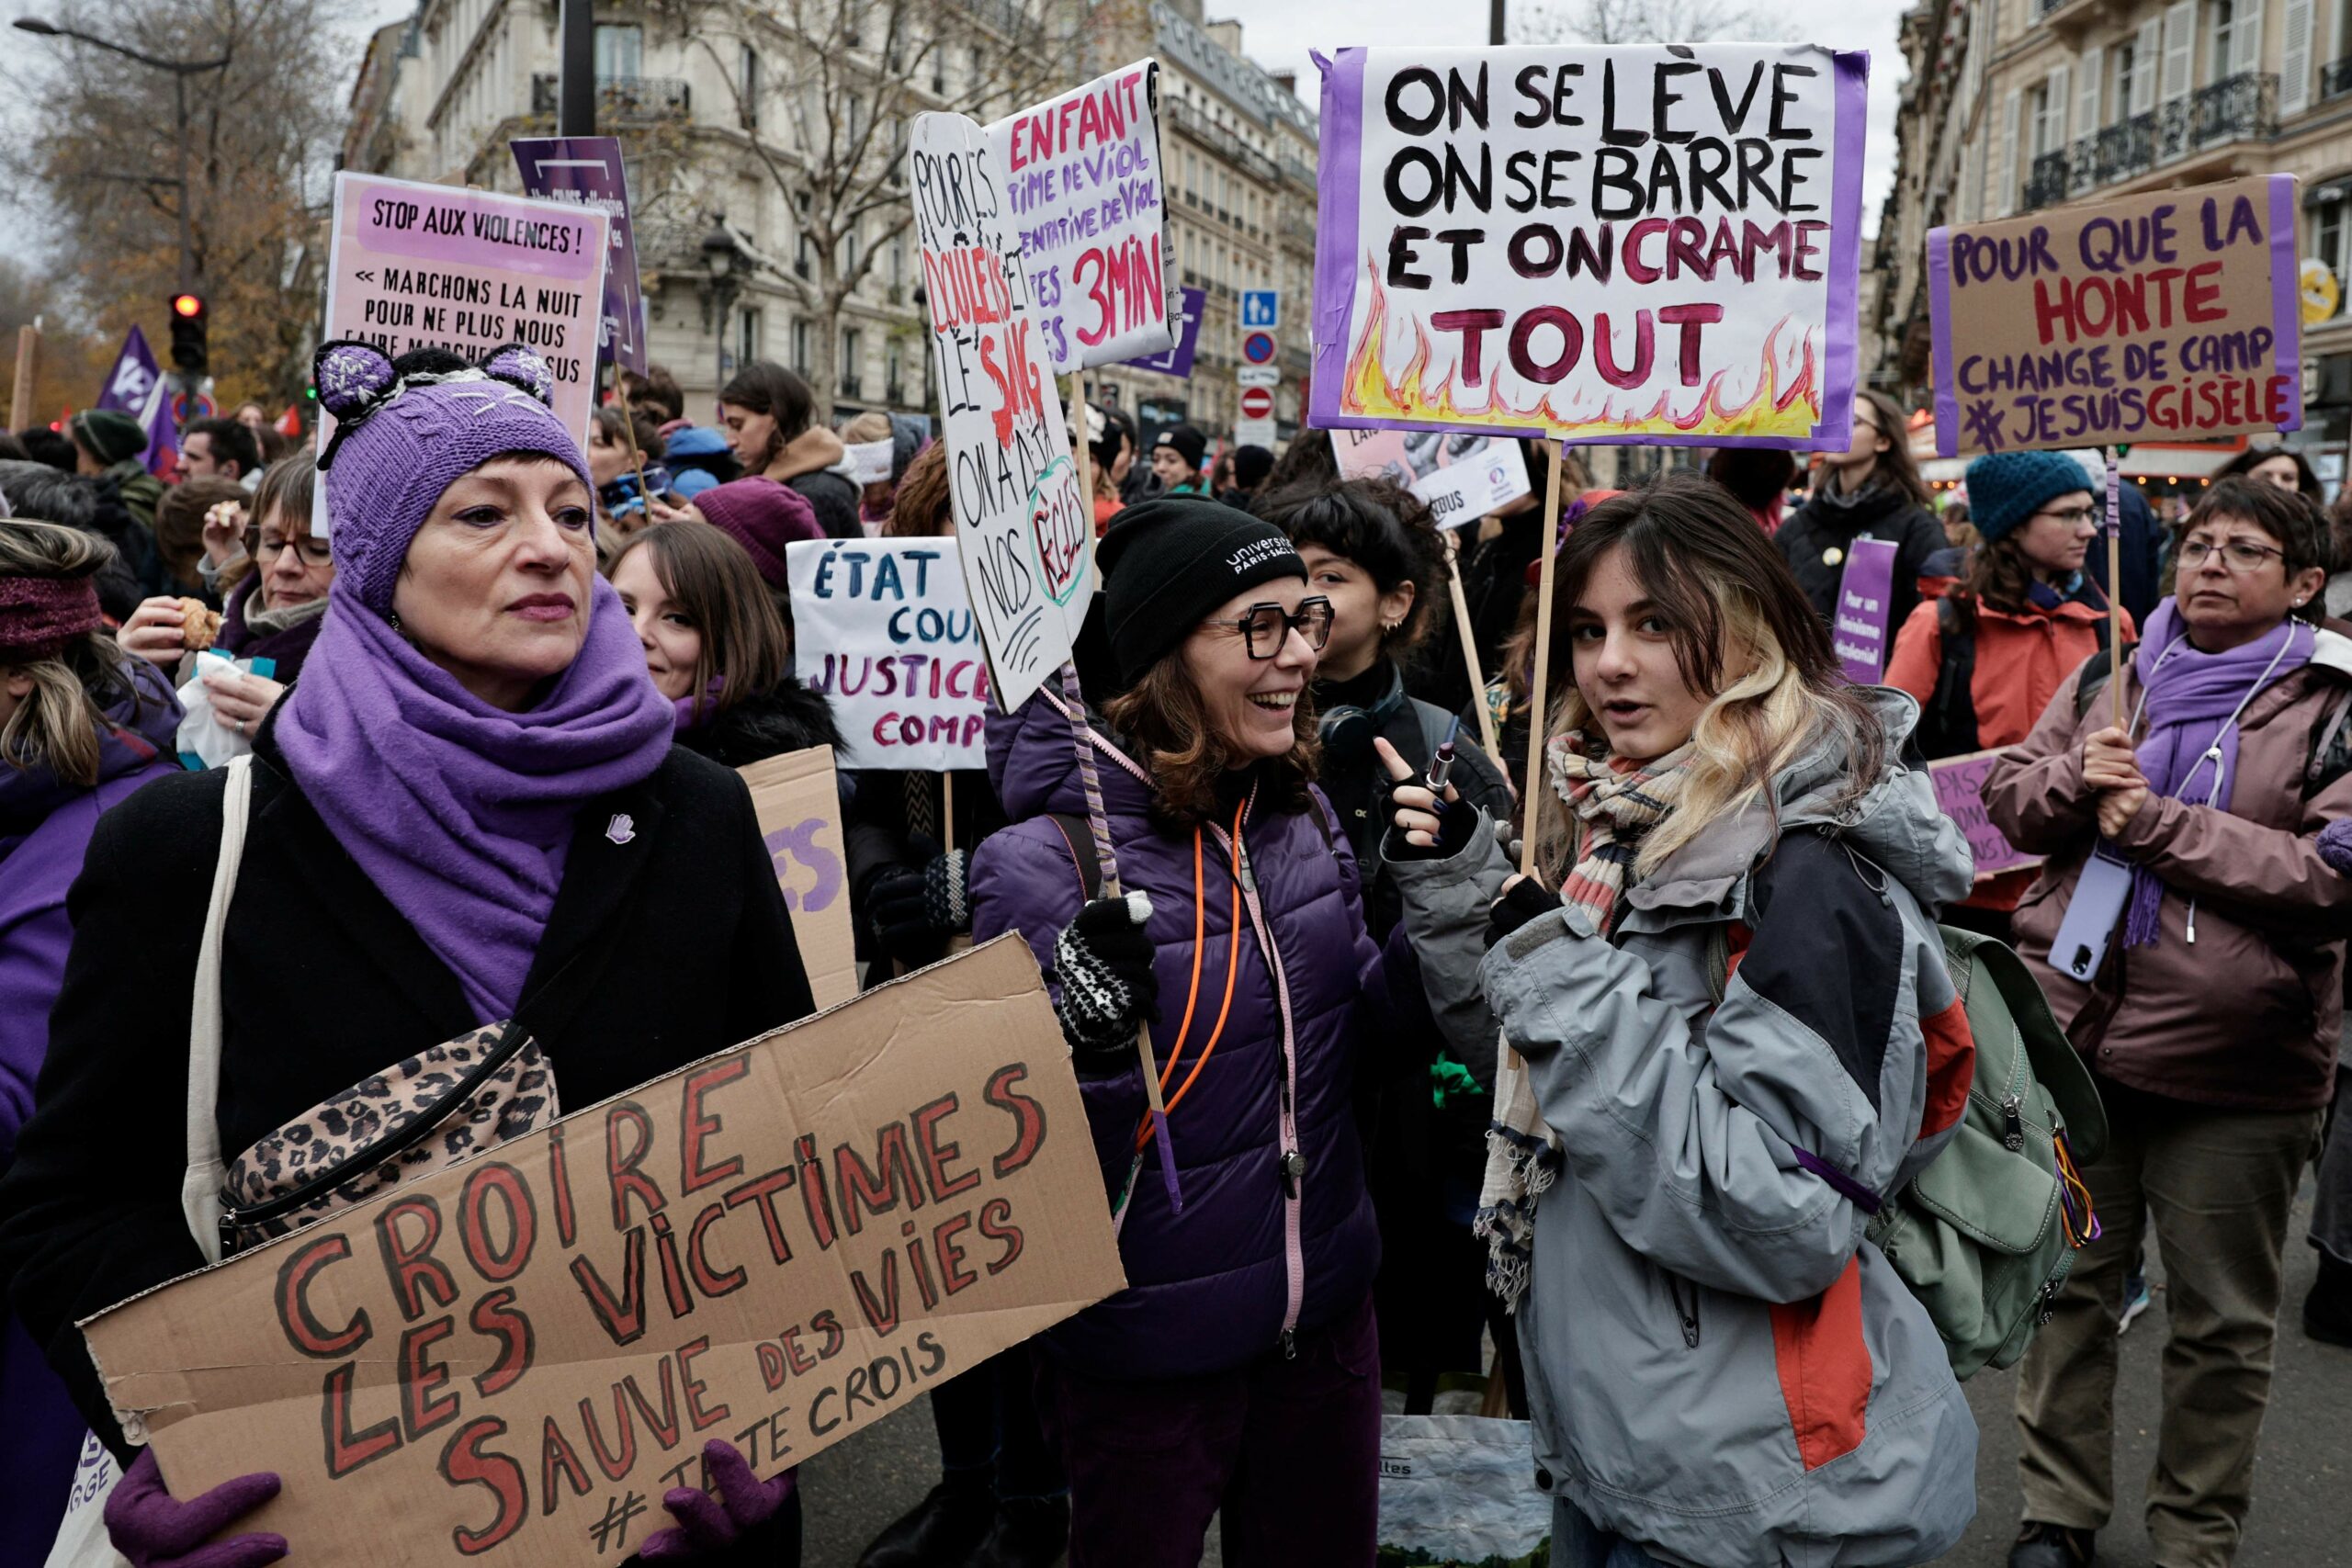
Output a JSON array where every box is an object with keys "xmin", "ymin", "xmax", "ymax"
[
  {"xmin": 311, "ymin": 340, "xmax": 593, "ymax": 615},
  {"xmin": 1962, "ymin": 449, "xmax": 2096, "ymax": 545}
]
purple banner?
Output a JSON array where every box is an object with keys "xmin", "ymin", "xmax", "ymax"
[
  {"xmin": 95, "ymin": 325, "xmax": 175, "ymax": 477},
  {"xmin": 1832, "ymin": 536, "xmax": 1898, "ymax": 683},
  {"xmin": 1120, "ymin": 286, "xmax": 1204, "ymax": 378},
  {"xmin": 513, "ymin": 137, "xmax": 647, "ymax": 374}
]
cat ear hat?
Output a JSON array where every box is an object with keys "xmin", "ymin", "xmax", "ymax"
[{"xmin": 309, "ymin": 340, "xmax": 591, "ymax": 615}]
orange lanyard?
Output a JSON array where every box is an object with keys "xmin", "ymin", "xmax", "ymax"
[{"xmin": 1137, "ymin": 799, "xmax": 1245, "ymax": 1151}]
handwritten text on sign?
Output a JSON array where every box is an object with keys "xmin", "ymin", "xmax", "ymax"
[
  {"xmin": 740, "ymin": 747, "xmax": 855, "ymax": 1010},
  {"xmin": 1928, "ymin": 750, "xmax": 2043, "ymax": 879},
  {"xmin": 81, "ymin": 942, "xmax": 1125, "ymax": 1568},
  {"xmin": 910, "ymin": 112, "xmax": 1092, "ymax": 713},
  {"xmin": 1832, "ymin": 537, "xmax": 1897, "ymax": 684},
  {"xmin": 1928, "ymin": 174, "xmax": 2302, "ymax": 456},
  {"xmin": 1309, "ymin": 45, "xmax": 1865, "ymax": 446},
  {"xmin": 789, "ymin": 538, "xmax": 992, "ymax": 772},
  {"xmin": 985, "ymin": 61, "xmax": 1178, "ymax": 374}
]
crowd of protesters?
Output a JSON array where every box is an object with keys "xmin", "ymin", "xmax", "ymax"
[{"xmin": 1, "ymin": 337, "xmax": 2348, "ymax": 1568}]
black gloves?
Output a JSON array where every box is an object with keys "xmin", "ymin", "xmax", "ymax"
[
  {"xmin": 1486, "ymin": 877, "xmax": 1565, "ymax": 950},
  {"xmin": 1384, "ymin": 792, "xmax": 1482, "ymax": 863},
  {"xmin": 867, "ymin": 837, "xmax": 969, "ymax": 965},
  {"xmin": 1052, "ymin": 893, "xmax": 1159, "ymax": 1073}
]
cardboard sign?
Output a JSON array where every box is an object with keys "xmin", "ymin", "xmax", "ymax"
[
  {"xmin": 1832, "ymin": 537, "xmax": 1898, "ymax": 682},
  {"xmin": 1929, "ymin": 750, "xmax": 2042, "ymax": 880},
  {"xmin": 1309, "ymin": 45, "xmax": 1866, "ymax": 447},
  {"xmin": 1928, "ymin": 174, "xmax": 2302, "ymax": 456},
  {"xmin": 1122, "ymin": 285, "xmax": 1204, "ymax": 378},
  {"xmin": 319, "ymin": 172, "xmax": 608, "ymax": 461},
  {"xmin": 79, "ymin": 940, "xmax": 1125, "ymax": 1568},
  {"xmin": 909, "ymin": 112, "xmax": 1093, "ymax": 714},
  {"xmin": 985, "ymin": 61, "xmax": 1178, "ymax": 373},
  {"xmin": 736, "ymin": 747, "xmax": 856, "ymax": 1010},
  {"xmin": 1332, "ymin": 427, "xmax": 1533, "ymax": 529},
  {"xmin": 512, "ymin": 137, "xmax": 649, "ymax": 374},
  {"xmin": 789, "ymin": 539, "xmax": 991, "ymax": 772}
]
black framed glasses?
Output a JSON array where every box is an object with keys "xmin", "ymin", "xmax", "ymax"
[
  {"xmin": 1229, "ymin": 597, "xmax": 1334, "ymax": 659},
  {"xmin": 2177, "ymin": 537, "xmax": 2288, "ymax": 573}
]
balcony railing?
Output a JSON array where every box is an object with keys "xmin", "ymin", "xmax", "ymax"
[
  {"xmin": 528, "ymin": 74, "xmax": 692, "ymax": 123},
  {"xmin": 2022, "ymin": 73, "xmax": 2276, "ymax": 209},
  {"xmin": 2324, "ymin": 57, "xmax": 2352, "ymax": 101}
]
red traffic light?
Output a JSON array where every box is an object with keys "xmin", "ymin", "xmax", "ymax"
[{"xmin": 172, "ymin": 293, "xmax": 204, "ymax": 318}]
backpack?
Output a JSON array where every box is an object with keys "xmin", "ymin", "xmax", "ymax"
[
  {"xmin": 1706, "ymin": 912, "xmax": 2108, "ymax": 1381},
  {"xmin": 1918, "ymin": 592, "xmax": 2115, "ymax": 761}
]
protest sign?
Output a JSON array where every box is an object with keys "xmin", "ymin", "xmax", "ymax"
[
  {"xmin": 789, "ymin": 539, "xmax": 991, "ymax": 772},
  {"xmin": 1123, "ymin": 285, "xmax": 1204, "ymax": 378},
  {"xmin": 1332, "ymin": 427, "xmax": 1533, "ymax": 529},
  {"xmin": 1831, "ymin": 537, "xmax": 1897, "ymax": 683},
  {"xmin": 1928, "ymin": 750, "xmax": 2042, "ymax": 879},
  {"xmin": 320, "ymin": 172, "xmax": 609, "ymax": 460},
  {"xmin": 985, "ymin": 61, "xmax": 1178, "ymax": 374},
  {"xmin": 1309, "ymin": 45, "xmax": 1865, "ymax": 447},
  {"xmin": 1928, "ymin": 175, "xmax": 2301, "ymax": 456},
  {"xmin": 512, "ymin": 137, "xmax": 649, "ymax": 374},
  {"xmin": 94, "ymin": 325, "xmax": 175, "ymax": 476},
  {"xmin": 909, "ymin": 112, "xmax": 1092, "ymax": 713},
  {"xmin": 80, "ymin": 939, "xmax": 1125, "ymax": 1568},
  {"xmin": 739, "ymin": 746, "xmax": 856, "ymax": 1010}
]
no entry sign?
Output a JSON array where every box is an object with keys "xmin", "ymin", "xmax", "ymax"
[{"xmin": 1239, "ymin": 386, "xmax": 1273, "ymax": 420}]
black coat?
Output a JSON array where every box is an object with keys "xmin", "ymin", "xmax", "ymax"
[
  {"xmin": 677, "ymin": 676, "xmax": 841, "ymax": 771},
  {"xmin": 0, "ymin": 731, "xmax": 813, "ymax": 1560},
  {"xmin": 1776, "ymin": 477, "xmax": 1948, "ymax": 644},
  {"xmin": 787, "ymin": 471, "xmax": 863, "ymax": 541}
]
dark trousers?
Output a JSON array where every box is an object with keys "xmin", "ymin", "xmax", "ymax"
[
  {"xmin": 1037, "ymin": 1292, "xmax": 1383, "ymax": 1568},
  {"xmin": 929, "ymin": 1343, "xmax": 1063, "ymax": 1499}
]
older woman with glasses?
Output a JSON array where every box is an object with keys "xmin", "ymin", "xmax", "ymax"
[
  {"xmin": 968, "ymin": 496, "xmax": 1388, "ymax": 1566},
  {"xmin": 1986, "ymin": 474, "xmax": 2352, "ymax": 1568}
]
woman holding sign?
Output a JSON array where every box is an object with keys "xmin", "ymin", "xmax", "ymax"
[
  {"xmin": 1385, "ymin": 477, "xmax": 1980, "ymax": 1568},
  {"xmin": 969, "ymin": 497, "xmax": 1385, "ymax": 1567},
  {"xmin": 0, "ymin": 343, "xmax": 817, "ymax": 1568},
  {"xmin": 1985, "ymin": 475, "xmax": 2352, "ymax": 1568},
  {"xmin": 1777, "ymin": 389, "xmax": 1946, "ymax": 642}
]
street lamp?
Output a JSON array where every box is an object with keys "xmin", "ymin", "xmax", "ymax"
[{"xmin": 701, "ymin": 217, "xmax": 747, "ymax": 395}]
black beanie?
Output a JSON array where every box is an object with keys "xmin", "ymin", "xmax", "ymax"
[
  {"xmin": 1098, "ymin": 495, "xmax": 1306, "ymax": 688},
  {"xmin": 1151, "ymin": 423, "xmax": 1207, "ymax": 470}
]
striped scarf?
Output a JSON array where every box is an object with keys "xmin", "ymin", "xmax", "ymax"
[{"xmin": 1476, "ymin": 732, "xmax": 1692, "ymax": 1309}]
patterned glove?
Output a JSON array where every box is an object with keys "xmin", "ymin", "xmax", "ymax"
[
  {"xmin": 638, "ymin": 1440, "xmax": 796, "ymax": 1560},
  {"xmin": 106, "ymin": 1450, "xmax": 287, "ymax": 1568},
  {"xmin": 1053, "ymin": 892, "xmax": 1159, "ymax": 1071},
  {"xmin": 922, "ymin": 847, "xmax": 971, "ymax": 933}
]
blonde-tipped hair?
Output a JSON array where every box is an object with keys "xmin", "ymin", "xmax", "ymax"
[{"xmin": 0, "ymin": 519, "xmax": 141, "ymax": 789}]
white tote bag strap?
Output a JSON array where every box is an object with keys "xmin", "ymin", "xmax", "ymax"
[{"xmin": 180, "ymin": 754, "xmax": 253, "ymax": 1266}]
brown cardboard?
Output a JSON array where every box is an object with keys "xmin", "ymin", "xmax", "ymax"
[
  {"xmin": 80, "ymin": 939, "xmax": 1124, "ymax": 1565},
  {"xmin": 739, "ymin": 746, "xmax": 857, "ymax": 1010},
  {"xmin": 1928, "ymin": 174, "xmax": 2301, "ymax": 456}
]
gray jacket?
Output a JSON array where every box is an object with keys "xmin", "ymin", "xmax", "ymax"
[{"xmin": 1391, "ymin": 691, "xmax": 1981, "ymax": 1566}]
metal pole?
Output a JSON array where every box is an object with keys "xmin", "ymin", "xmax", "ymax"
[{"xmin": 559, "ymin": 0, "xmax": 595, "ymax": 137}]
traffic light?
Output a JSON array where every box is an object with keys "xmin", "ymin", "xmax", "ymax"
[{"xmin": 169, "ymin": 292, "xmax": 208, "ymax": 374}]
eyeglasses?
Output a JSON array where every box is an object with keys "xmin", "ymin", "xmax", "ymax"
[
  {"xmin": 254, "ymin": 535, "xmax": 330, "ymax": 568},
  {"xmin": 1228, "ymin": 597, "xmax": 1334, "ymax": 660},
  {"xmin": 2177, "ymin": 537, "xmax": 2288, "ymax": 573},
  {"xmin": 2036, "ymin": 504, "xmax": 2098, "ymax": 526}
]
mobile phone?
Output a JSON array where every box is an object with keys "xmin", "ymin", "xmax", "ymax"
[{"xmin": 2050, "ymin": 846, "xmax": 2135, "ymax": 982}]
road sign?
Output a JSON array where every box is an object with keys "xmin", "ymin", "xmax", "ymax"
[
  {"xmin": 1242, "ymin": 331, "xmax": 1276, "ymax": 365},
  {"xmin": 1239, "ymin": 386, "xmax": 1274, "ymax": 421},
  {"xmin": 1237, "ymin": 365, "xmax": 1280, "ymax": 388},
  {"xmin": 1241, "ymin": 289, "xmax": 1279, "ymax": 329},
  {"xmin": 1235, "ymin": 417, "xmax": 1277, "ymax": 448}
]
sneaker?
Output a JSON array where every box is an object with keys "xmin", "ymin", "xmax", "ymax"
[
  {"xmin": 2306, "ymin": 1253, "xmax": 2352, "ymax": 1348},
  {"xmin": 2008, "ymin": 1520, "xmax": 2097, "ymax": 1568},
  {"xmin": 2117, "ymin": 1272, "xmax": 2152, "ymax": 1336},
  {"xmin": 858, "ymin": 1479, "xmax": 996, "ymax": 1568}
]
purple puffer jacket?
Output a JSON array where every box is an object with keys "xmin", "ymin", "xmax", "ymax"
[{"xmin": 970, "ymin": 690, "xmax": 1383, "ymax": 1382}]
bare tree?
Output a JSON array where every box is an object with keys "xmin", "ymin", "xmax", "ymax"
[
  {"xmin": 1516, "ymin": 0, "xmax": 1792, "ymax": 44},
  {"xmin": 6, "ymin": 0, "xmax": 353, "ymax": 407},
  {"xmin": 671, "ymin": 0, "xmax": 1100, "ymax": 420}
]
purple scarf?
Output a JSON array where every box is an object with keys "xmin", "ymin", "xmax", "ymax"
[
  {"xmin": 275, "ymin": 574, "xmax": 673, "ymax": 1022},
  {"xmin": 2122, "ymin": 598, "xmax": 2313, "ymax": 945}
]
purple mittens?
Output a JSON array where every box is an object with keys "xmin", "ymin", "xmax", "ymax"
[
  {"xmin": 104, "ymin": 1450, "xmax": 287, "ymax": 1568},
  {"xmin": 2319, "ymin": 818, "xmax": 2352, "ymax": 874},
  {"xmin": 637, "ymin": 1439, "xmax": 797, "ymax": 1560}
]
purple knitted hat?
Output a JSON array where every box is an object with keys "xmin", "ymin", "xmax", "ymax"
[
  {"xmin": 311, "ymin": 340, "xmax": 593, "ymax": 615},
  {"xmin": 692, "ymin": 477, "xmax": 822, "ymax": 589}
]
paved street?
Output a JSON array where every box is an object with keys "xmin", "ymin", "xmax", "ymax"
[{"xmin": 797, "ymin": 1182, "xmax": 2348, "ymax": 1567}]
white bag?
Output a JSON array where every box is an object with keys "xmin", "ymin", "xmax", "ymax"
[
  {"xmin": 45, "ymin": 757, "xmax": 250, "ymax": 1567},
  {"xmin": 1375, "ymin": 1414, "xmax": 1553, "ymax": 1567}
]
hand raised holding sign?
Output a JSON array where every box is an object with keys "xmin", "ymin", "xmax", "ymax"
[
  {"xmin": 639, "ymin": 1440, "xmax": 797, "ymax": 1561},
  {"xmin": 104, "ymin": 1450, "xmax": 287, "ymax": 1568}
]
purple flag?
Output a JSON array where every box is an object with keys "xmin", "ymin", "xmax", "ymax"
[
  {"xmin": 95, "ymin": 326, "xmax": 176, "ymax": 476},
  {"xmin": 1120, "ymin": 287, "xmax": 1203, "ymax": 379},
  {"xmin": 512, "ymin": 137, "xmax": 647, "ymax": 373},
  {"xmin": 1832, "ymin": 537, "xmax": 1899, "ymax": 684}
]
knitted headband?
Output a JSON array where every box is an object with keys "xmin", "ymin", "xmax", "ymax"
[{"xmin": 0, "ymin": 574, "xmax": 103, "ymax": 661}]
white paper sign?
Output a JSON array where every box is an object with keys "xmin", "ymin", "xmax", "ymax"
[
  {"xmin": 788, "ymin": 537, "xmax": 992, "ymax": 771},
  {"xmin": 909, "ymin": 111, "xmax": 1093, "ymax": 713},
  {"xmin": 985, "ymin": 61, "xmax": 1178, "ymax": 373},
  {"xmin": 1331, "ymin": 428, "xmax": 1534, "ymax": 528}
]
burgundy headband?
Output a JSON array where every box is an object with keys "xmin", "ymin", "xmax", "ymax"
[{"xmin": 0, "ymin": 574, "xmax": 105, "ymax": 662}]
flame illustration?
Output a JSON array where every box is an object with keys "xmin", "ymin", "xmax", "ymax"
[{"xmin": 1340, "ymin": 257, "xmax": 1820, "ymax": 439}]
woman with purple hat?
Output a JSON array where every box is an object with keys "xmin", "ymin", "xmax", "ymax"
[{"xmin": 0, "ymin": 343, "xmax": 816, "ymax": 1567}]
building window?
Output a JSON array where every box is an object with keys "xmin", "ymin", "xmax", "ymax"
[
  {"xmin": 741, "ymin": 44, "xmax": 761, "ymax": 130},
  {"xmin": 2115, "ymin": 38, "xmax": 2143, "ymax": 116},
  {"xmin": 890, "ymin": 238, "xmax": 906, "ymax": 290},
  {"xmin": 2319, "ymin": 200, "xmax": 2348, "ymax": 288},
  {"xmin": 2027, "ymin": 83, "xmax": 2061, "ymax": 162},
  {"xmin": 790, "ymin": 319, "xmax": 810, "ymax": 376},
  {"xmin": 2210, "ymin": 0, "xmax": 2257, "ymax": 79},
  {"xmin": 594, "ymin": 24, "xmax": 640, "ymax": 79},
  {"xmin": 739, "ymin": 309, "xmax": 762, "ymax": 368},
  {"xmin": 796, "ymin": 191, "xmax": 812, "ymax": 277},
  {"xmin": 842, "ymin": 327, "xmax": 864, "ymax": 395},
  {"xmin": 888, "ymin": 343, "xmax": 904, "ymax": 399}
]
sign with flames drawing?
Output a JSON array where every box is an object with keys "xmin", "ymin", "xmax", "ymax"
[{"xmin": 1308, "ymin": 44, "xmax": 1867, "ymax": 447}]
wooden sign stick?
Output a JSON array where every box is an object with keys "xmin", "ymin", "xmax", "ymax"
[
  {"xmin": 1447, "ymin": 537, "xmax": 1505, "ymax": 770},
  {"xmin": 1520, "ymin": 443, "xmax": 1567, "ymax": 876},
  {"xmin": 2105, "ymin": 447, "xmax": 2125, "ymax": 733}
]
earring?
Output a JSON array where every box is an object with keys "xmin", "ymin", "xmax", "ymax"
[{"xmin": 389, "ymin": 608, "xmax": 404, "ymax": 633}]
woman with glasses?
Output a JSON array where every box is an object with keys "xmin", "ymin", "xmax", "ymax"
[
  {"xmin": 968, "ymin": 497, "xmax": 1386, "ymax": 1566},
  {"xmin": 1986, "ymin": 475, "xmax": 2352, "ymax": 1568},
  {"xmin": 1886, "ymin": 450, "xmax": 2129, "ymax": 938},
  {"xmin": 1776, "ymin": 389, "xmax": 1947, "ymax": 640}
]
